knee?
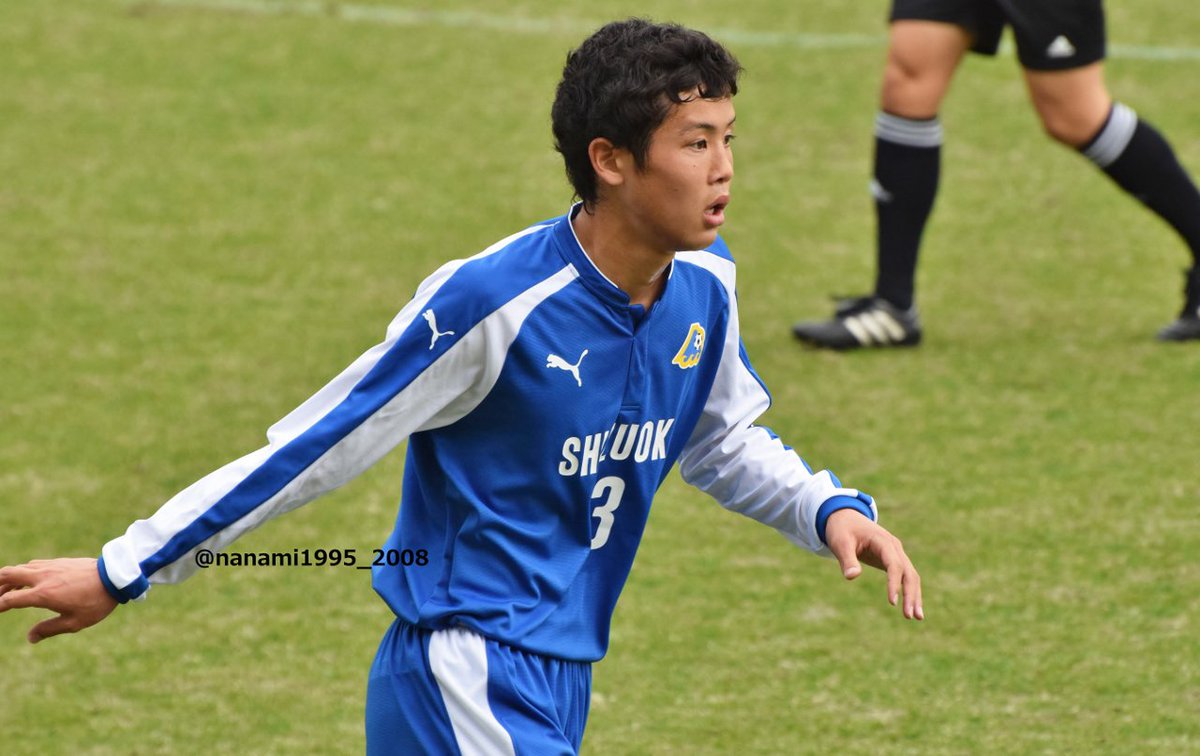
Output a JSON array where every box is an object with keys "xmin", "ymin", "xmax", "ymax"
[
  {"xmin": 880, "ymin": 54, "xmax": 945, "ymax": 119},
  {"xmin": 1037, "ymin": 107, "xmax": 1101, "ymax": 147},
  {"xmin": 1031, "ymin": 93, "xmax": 1112, "ymax": 148},
  {"xmin": 1024, "ymin": 64, "xmax": 1112, "ymax": 148}
]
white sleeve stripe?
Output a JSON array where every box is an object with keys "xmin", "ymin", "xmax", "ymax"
[
  {"xmin": 106, "ymin": 256, "xmax": 577, "ymax": 590},
  {"xmin": 674, "ymin": 249, "xmax": 734, "ymax": 288},
  {"xmin": 265, "ymin": 223, "xmax": 552, "ymax": 445},
  {"xmin": 675, "ymin": 247, "xmax": 850, "ymax": 553},
  {"xmin": 674, "ymin": 249, "xmax": 767, "ymax": 408}
]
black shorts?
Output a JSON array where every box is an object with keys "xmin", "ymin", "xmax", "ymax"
[{"xmin": 890, "ymin": 0, "xmax": 1106, "ymax": 71}]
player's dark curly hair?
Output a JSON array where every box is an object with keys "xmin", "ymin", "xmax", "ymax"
[{"xmin": 551, "ymin": 19, "xmax": 742, "ymax": 208}]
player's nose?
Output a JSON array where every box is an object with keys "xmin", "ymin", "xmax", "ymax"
[{"xmin": 711, "ymin": 144, "xmax": 733, "ymax": 183}]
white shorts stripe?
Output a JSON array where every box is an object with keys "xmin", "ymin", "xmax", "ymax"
[{"xmin": 428, "ymin": 627, "xmax": 516, "ymax": 756}]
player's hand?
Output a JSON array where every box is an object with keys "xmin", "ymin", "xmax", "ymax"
[
  {"xmin": 824, "ymin": 509, "xmax": 923, "ymax": 620},
  {"xmin": 0, "ymin": 558, "xmax": 119, "ymax": 643}
]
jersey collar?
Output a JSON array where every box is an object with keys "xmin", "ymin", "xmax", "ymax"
[{"xmin": 553, "ymin": 203, "xmax": 675, "ymax": 310}]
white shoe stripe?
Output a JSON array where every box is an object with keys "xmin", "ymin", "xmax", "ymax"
[
  {"xmin": 844, "ymin": 308, "xmax": 910, "ymax": 346},
  {"xmin": 843, "ymin": 315, "xmax": 874, "ymax": 345},
  {"xmin": 857, "ymin": 311, "xmax": 891, "ymax": 343},
  {"xmin": 872, "ymin": 309, "xmax": 907, "ymax": 341}
]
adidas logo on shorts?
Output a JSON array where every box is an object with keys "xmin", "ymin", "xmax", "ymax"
[{"xmin": 1046, "ymin": 35, "xmax": 1076, "ymax": 59}]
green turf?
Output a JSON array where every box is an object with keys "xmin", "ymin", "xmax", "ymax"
[{"xmin": 2, "ymin": 1, "xmax": 1198, "ymax": 753}]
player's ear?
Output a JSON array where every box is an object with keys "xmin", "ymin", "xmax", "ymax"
[{"xmin": 588, "ymin": 137, "xmax": 629, "ymax": 190}]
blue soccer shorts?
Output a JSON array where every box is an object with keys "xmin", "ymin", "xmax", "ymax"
[{"xmin": 366, "ymin": 619, "xmax": 591, "ymax": 755}]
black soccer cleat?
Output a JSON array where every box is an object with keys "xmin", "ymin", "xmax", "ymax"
[
  {"xmin": 1157, "ymin": 267, "xmax": 1200, "ymax": 342},
  {"xmin": 792, "ymin": 295, "xmax": 922, "ymax": 350}
]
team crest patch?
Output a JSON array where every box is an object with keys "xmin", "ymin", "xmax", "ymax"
[{"xmin": 672, "ymin": 323, "xmax": 706, "ymax": 369}]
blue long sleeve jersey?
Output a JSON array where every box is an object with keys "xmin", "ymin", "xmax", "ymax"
[{"xmin": 98, "ymin": 209, "xmax": 877, "ymax": 662}]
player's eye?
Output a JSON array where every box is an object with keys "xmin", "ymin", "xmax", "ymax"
[
  {"xmin": 724, "ymin": 134, "xmax": 736, "ymax": 147},
  {"xmin": 690, "ymin": 139, "xmax": 708, "ymax": 150}
]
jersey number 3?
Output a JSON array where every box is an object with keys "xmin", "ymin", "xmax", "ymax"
[{"xmin": 589, "ymin": 476, "xmax": 625, "ymax": 550}]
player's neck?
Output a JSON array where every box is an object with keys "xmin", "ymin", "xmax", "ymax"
[{"xmin": 570, "ymin": 204, "xmax": 672, "ymax": 309}]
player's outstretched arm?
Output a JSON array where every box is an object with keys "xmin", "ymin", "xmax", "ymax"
[
  {"xmin": 823, "ymin": 509, "xmax": 924, "ymax": 620},
  {"xmin": 0, "ymin": 558, "xmax": 118, "ymax": 644}
]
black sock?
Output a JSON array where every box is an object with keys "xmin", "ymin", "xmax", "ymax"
[
  {"xmin": 871, "ymin": 112, "xmax": 942, "ymax": 311},
  {"xmin": 1082, "ymin": 103, "xmax": 1200, "ymax": 267}
]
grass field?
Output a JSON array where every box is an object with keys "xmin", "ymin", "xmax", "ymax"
[{"xmin": 2, "ymin": 1, "xmax": 1199, "ymax": 753}]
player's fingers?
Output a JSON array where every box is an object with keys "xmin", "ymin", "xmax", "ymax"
[
  {"xmin": 28, "ymin": 613, "xmax": 82, "ymax": 645},
  {"xmin": 879, "ymin": 537, "xmax": 922, "ymax": 620},
  {"xmin": 885, "ymin": 537, "xmax": 923, "ymax": 620},
  {"xmin": 900, "ymin": 554, "xmax": 923, "ymax": 620},
  {"xmin": 0, "ymin": 565, "xmax": 38, "ymax": 590},
  {"xmin": 862, "ymin": 533, "xmax": 909, "ymax": 609},
  {"xmin": 886, "ymin": 557, "xmax": 903, "ymax": 608},
  {"xmin": 904, "ymin": 568, "xmax": 924, "ymax": 620},
  {"xmin": 0, "ymin": 587, "xmax": 47, "ymax": 613}
]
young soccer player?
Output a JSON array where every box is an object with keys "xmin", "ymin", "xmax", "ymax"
[
  {"xmin": 0, "ymin": 20, "xmax": 922, "ymax": 753},
  {"xmin": 792, "ymin": 0, "xmax": 1200, "ymax": 349}
]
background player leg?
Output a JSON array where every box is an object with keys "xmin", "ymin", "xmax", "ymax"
[
  {"xmin": 793, "ymin": 21, "xmax": 971, "ymax": 349},
  {"xmin": 1025, "ymin": 63, "xmax": 1200, "ymax": 340}
]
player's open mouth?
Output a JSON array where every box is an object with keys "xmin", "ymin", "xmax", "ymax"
[{"xmin": 704, "ymin": 197, "xmax": 729, "ymax": 226}]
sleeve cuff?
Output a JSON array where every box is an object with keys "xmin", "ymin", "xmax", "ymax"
[
  {"xmin": 96, "ymin": 555, "xmax": 148, "ymax": 604},
  {"xmin": 814, "ymin": 492, "xmax": 876, "ymax": 545}
]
